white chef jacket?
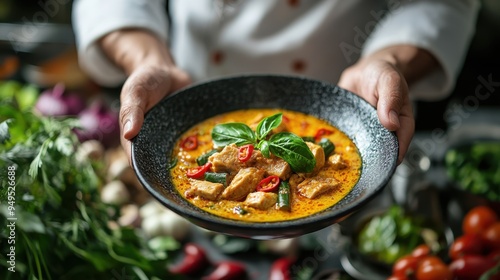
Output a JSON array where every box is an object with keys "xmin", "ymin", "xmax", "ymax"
[{"xmin": 72, "ymin": 0, "xmax": 479, "ymax": 101}]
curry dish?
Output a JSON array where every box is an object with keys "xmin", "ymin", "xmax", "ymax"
[{"xmin": 170, "ymin": 109, "xmax": 362, "ymax": 222}]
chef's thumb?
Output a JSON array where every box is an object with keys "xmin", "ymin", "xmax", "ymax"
[
  {"xmin": 376, "ymin": 71, "xmax": 407, "ymax": 132},
  {"xmin": 120, "ymin": 104, "xmax": 145, "ymax": 141}
]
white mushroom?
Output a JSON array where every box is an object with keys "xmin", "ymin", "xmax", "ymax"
[
  {"xmin": 141, "ymin": 210, "xmax": 191, "ymax": 241},
  {"xmin": 76, "ymin": 140, "xmax": 105, "ymax": 163},
  {"xmin": 158, "ymin": 211, "xmax": 191, "ymax": 241},
  {"xmin": 100, "ymin": 180, "xmax": 130, "ymax": 205},
  {"xmin": 139, "ymin": 200, "xmax": 166, "ymax": 219},
  {"xmin": 118, "ymin": 204, "xmax": 142, "ymax": 228}
]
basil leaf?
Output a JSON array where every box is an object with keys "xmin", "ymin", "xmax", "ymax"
[
  {"xmin": 258, "ymin": 140, "xmax": 270, "ymax": 158},
  {"xmin": 212, "ymin": 123, "xmax": 256, "ymax": 147},
  {"xmin": 268, "ymin": 132, "xmax": 316, "ymax": 173},
  {"xmin": 256, "ymin": 113, "xmax": 282, "ymax": 140}
]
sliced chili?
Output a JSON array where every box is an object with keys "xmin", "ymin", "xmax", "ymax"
[
  {"xmin": 181, "ymin": 135, "xmax": 198, "ymax": 150},
  {"xmin": 238, "ymin": 144, "xmax": 254, "ymax": 162},
  {"xmin": 186, "ymin": 162, "xmax": 212, "ymax": 179},
  {"xmin": 256, "ymin": 175, "xmax": 280, "ymax": 192},
  {"xmin": 314, "ymin": 128, "xmax": 333, "ymax": 141}
]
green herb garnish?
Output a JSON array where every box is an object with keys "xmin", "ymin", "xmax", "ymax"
[
  {"xmin": 0, "ymin": 81, "xmax": 178, "ymax": 279},
  {"xmin": 211, "ymin": 113, "xmax": 316, "ymax": 173}
]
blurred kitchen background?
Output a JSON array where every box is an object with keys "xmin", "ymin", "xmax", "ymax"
[{"xmin": 1, "ymin": 0, "xmax": 499, "ymax": 131}]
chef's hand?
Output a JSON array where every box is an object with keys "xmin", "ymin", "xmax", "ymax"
[
  {"xmin": 338, "ymin": 45, "xmax": 438, "ymax": 164},
  {"xmin": 99, "ymin": 29, "xmax": 191, "ymax": 162}
]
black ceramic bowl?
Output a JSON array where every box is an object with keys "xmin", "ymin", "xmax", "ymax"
[{"xmin": 131, "ymin": 75, "xmax": 398, "ymax": 239}]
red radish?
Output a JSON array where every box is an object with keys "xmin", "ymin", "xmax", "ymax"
[
  {"xmin": 74, "ymin": 99, "xmax": 120, "ymax": 148},
  {"xmin": 35, "ymin": 83, "xmax": 85, "ymax": 116}
]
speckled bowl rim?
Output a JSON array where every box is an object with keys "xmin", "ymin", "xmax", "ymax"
[{"xmin": 132, "ymin": 74, "xmax": 398, "ymax": 239}]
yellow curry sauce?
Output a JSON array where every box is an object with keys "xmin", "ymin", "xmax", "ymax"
[{"xmin": 170, "ymin": 109, "xmax": 362, "ymax": 222}]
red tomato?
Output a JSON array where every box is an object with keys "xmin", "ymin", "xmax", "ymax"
[
  {"xmin": 393, "ymin": 255, "xmax": 421, "ymax": 278},
  {"xmin": 412, "ymin": 244, "xmax": 431, "ymax": 259},
  {"xmin": 181, "ymin": 135, "xmax": 198, "ymax": 150},
  {"xmin": 387, "ymin": 275, "xmax": 408, "ymax": 280},
  {"xmin": 489, "ymin": 250, "xmax": 500, "ymax": 262},
  {"xmin": 238, "ymin": 144, "xmax": 254, "ymax": 162},
  {"xmin": 186, "ymin": 162, "xmax": 212, "ymax": 179},
  {"xmin": 419, "ymin": 256, "xmax": 445, "ymax": 268},
  {"xmin": 256, "ymin": 176, "xmax": 280, "ymax": 192},
  {"xmin": 483, "ymin": 222, "xmax": 500, "ymax": 251},
  {"xmin": 449, "ymin": 255, "xmax": 497, "ymax": 280},
  {"xmin": 449, "ymin": 234, "xmax": 486, "ymax": 260},
  {"xmin": 314, "ymin": 128, "xmax": 333, "ymax": 141},
  {"xmin": 462, "ymin": 206, "xmax": 498, "ymax": 236},
  {"xmin": 416, "ymin": 257, "xmax": 452, "ymax": 280}
]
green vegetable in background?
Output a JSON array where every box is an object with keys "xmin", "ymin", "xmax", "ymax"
[
  {"xmin": 445, "ymin": 142, "xmax": 500, "ymax": 201},
  {"xmin": 211, "ymin": 113, "xmax": 316, "ymax": 173},
  {"xmin": 0, "ymin": 81, "xmax": 180, "ymax": 280},
  {"xmin": 357, "ymin": 205, "xmax": 427, "ymax": 265}
]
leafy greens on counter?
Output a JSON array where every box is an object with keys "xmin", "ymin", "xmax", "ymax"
[
  {"xmin": 0, "ymin": 81, "xmax": 179, "ymax": 280},
  {"xmin": 445, "ymin": 142, "xmax": 500, "ymax": 201}
]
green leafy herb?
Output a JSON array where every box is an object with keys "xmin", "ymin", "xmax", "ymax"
[
  {"xmin": 445, "ymin": 142, "xmax": 500, "ymax": 201},
  {"xmin": 211, "ymin": 113, "xmax": 315, "ymax": 173},
  {"xmin": 256, "ymin": 112, "xmax": 282, "ymax": 140},
  {"xmin": 268, "ymin": 132, "xmax": 316, "ymax": 173},
  {"xmin": 357, "ymin": 205, "xmax": 428, "ymax": 264},
  {"xmin": 212, "ymin": 122, "xmax": 256, "ymax": 147},
  {"xmin": 0, "ymin": 81, "xmax": 179, "ymax": 280}
]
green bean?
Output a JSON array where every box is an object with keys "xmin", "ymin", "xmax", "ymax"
[
  {"xmin": 277, "ymin": 181, "xmax": 291, "ymax": 211},
  {"xmin": 204, "ymin": 172, "xmax": 228, "ymax": 186},
  {"xmin": 196, "ymin": 149, "xmax": 219, "ymax": 165}
]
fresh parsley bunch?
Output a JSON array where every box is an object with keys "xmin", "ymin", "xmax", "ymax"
[{"xmin": 0, "ymin": 81, "xmax": 179, "ymax": 280}]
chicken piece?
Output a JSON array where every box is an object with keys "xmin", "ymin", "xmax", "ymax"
[
  {"xmin": 208, "ymin": 144, "xmax": 245, "ymax": 175},
  {"xmin": 222, "ymin": 167, "xmax": 265, "ymax": 201},
  {"xmin": 253, "ymin": 151, "xmax": 292, "ymax": 180},
  {"xmin": 328, "ymin": 154, "xmax": 347, "ymax": 170},
  {"xmin": 297, "ymin": 176, "xmax": 339, "ymax": 199},
  {"xmin": 244, "ymin": 192, "xmax": 278, "ymax": 210},
  {"xmin": 306, "ymin": 142, "xmax": 325, "ymax": 174},
  {"xmin": 186, "ymin": 179, "xmax": 224, "ymax": 201},
  {"xmin": 288, "ymin": 173, "xmax": 305, "ymax": 189}
]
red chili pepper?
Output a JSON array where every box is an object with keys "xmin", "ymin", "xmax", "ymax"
[
  {"xmin": 187, "ymin": 162, "xmax": 212, "ymax": 179},
  {"xmin": 314, "ymin": 128, "xmax": 333, "ymax": 141},
  {"xmin": 269, "ymin": 257, "xmax": 296, "ymax": 280},
  {"xmin": 181, "ymin": 135, "xmax": 198, "ymax": 150},
  {"xmin": 169, "ymin": 243, "xmax": 210, "ymax": 275},
  {"xmin": 256, "ymin": 175, "xmax": 280, "ymax": 192},
  {"xmin": 202, "ymin": 261, "xmax": 247, "ymax": 280},
  {"xmin": 238, "ymin": 144, "xmax": 254, "ymax": 162}
]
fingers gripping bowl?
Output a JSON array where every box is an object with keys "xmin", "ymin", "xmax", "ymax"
[{"xmin": 131, "ymin": 75, "xmax": 398, "ymax": 239}]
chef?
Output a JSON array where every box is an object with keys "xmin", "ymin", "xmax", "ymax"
[{"xmin": 72, "ymin": 0, "xmax": 479, "ymax": 164}]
